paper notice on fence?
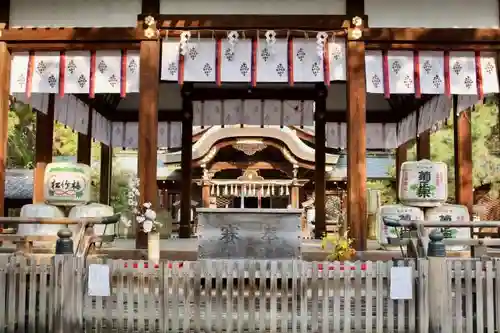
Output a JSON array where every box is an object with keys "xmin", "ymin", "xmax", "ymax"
[
  {"xmin": 390, "ymin": 266, "xmax": 413, "ymax": 300},
  {"xmin": 88, "ymin": 264, "xmax": 111, "ymax": 297}
]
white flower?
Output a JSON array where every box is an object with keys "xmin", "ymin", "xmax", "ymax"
[
  {"xmin": 128, "ymin": 199, "xmax": 136, "ymax": 206},
  {"xmin": 119, "ymin": 215, "xmax": 132, "ymax": 227},
  {"xmin": 143, "ymin": 202, "xmax": 152, "ymax": 209},
  {"xmin": 132, "ymin": 208, "xmax": 139, "ymax": 215},
  {"xmin": 127, "ymin": 192, "xmax": 135, "ymax": 199},
  {"xmin": 142, "ymin": 220, "xmax": 153, "ymax": 233},
  {"xmin": 137, "ymin": 215, "xmax": 146, "ymax": 223},
  {"xmin": 133, "ymin": 188, "xmax": 140, "ymax": 196},
  {"xmin": 144, "ymin": 209, "xmax": 156, "ymax": 221}
]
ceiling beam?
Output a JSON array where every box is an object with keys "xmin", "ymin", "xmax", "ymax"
[{"xmin": 109, "ymin": 109, "xmax": 398, "ymax": 123}]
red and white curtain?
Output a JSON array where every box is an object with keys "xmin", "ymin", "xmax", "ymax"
[
  {"xmin": 110, "ymin": 121, "xmax": 182, "ymax": 149},
  {"xmin": 10, "ymin": 50, "xmax": 140, "ymax": 96},
  {"xmin": 193, "ymin": 100, "xmax": 315, "ymax": 127},
  {"xmin": 326, "ymin": 123, "xmax": 399, "ymax": 149},
  {"xmin": 161, "ymin": 38, "xmax": 346, "ymax": 84}
]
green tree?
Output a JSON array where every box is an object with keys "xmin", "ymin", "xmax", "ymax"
[{"xmin": 7, "ymin": 99, "xmax": 131, "ymax": 212}]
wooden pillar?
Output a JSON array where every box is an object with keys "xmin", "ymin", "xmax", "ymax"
[
  {"xmin": 99, "ymin": 143, "xmax": 112, "ymax": 205},
  {"xmin": 291, "ymin": 186, "xmax": 300, "ymax": 208},
  {"xmin": 180, "ymin": 84, "xmax": 193, "ymax": 238},
  {"xmin": 395, "ymin": 143, "xmax": 408, "ymax": 201},
  {"xmin": 202, "ymin": 184, "xmax": 210, "ymax": 208},
  {"xmin": 453, "ymin": 97, "xmax": 473, "ymax": 216},
  {"xmin": 0, "ymin": 43, "xmax": 10, "ymax": 216},
  {"xmin": 314, "ymin": 84, "xmax": 327, "ymax": 239},
  {"xmin": 77, "ymin": 106, "xmax": 92, "ymax": 165},
  {"xmin": 137, "ymin": 39, "xmax": 160, "ymax": 249},
  {"xmin": 346, "ymin": 36, "xmax": 367, "ymax": 251},
  {"xmin": 417, "ymin": 130, "xmax": 431, "ymax": 160},
  {"xmin": 33, "ymin": 94, "xmax": 55, "ymax": 203}
]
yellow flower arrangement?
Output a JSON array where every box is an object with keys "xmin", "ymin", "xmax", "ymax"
[{"xmin": 320, "ymin": 230, "xmax": 356, "ymax": 261}]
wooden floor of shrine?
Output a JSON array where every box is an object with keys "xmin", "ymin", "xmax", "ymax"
[{"xmin": 0, "ymin": 238, "xmax": 431, "ymax": 261}]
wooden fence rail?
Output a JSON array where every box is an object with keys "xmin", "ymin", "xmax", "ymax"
[{"xmin": 0, "ymin": 255, "xmax": 499, "ymax": 332}]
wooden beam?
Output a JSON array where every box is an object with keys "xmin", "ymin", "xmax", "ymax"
[
  {"xmin": 416, "ymin": 130, "xmax": 431, "ymax": 160},
  {"xmin": 8, "ymin": 42, "xmax": 141, "ymax": 52},
  {"xmin": 1, "ymin": 28, "xmax": 146, "ymax": 42},
  {"xmin": 0, "ymin": 43, "xmax": 10, "ymax": 216},
  {"xmin": 314, "ymin": 84, "xmax": 327, "ymax": 239},
  {"xmin": 33, "ymin": 94, "xmax": 54, "ymax": 204},
  {"xmin": 0, "ymin": 0, "xmax": 10, "ymax": 27},
  {"xmin": 99, "ymin": 144, "xmax": 112, "ymax": 205},
  {"xmin": 346, "ymin": 0, "xmax": 365, "ymax": 19},
  {"xmin": 366, "ymin": 42, "xmax": 500, "ymax": 52},
  {"xmin": 111, "ymin": 109, "xmax": 400, "ymax": 123},
  {"xmin": 141, "ymin": 0, "xmax": 160, "ymax": 15},
  {"xmin": 395, "ymin": 143, "xmax": 408, "ymax": 202},
  {"xmin": 362, "ymin": 28, "xmax": 500, "ymax": 44},
  {"xmin": 149, "ymin": 14, "xmax": 363, "ymax": 30},
  {"xmin": 190, "ymin": 87, "xmax": 318, "ymax": 101},
  {"xmin": 453, "ymin": 99, "xmax": 473, "ymax": 217},
  {"xmin": 346, "ymin": 37, "xmax": 367, "ymax": 251},
  {"xmin": 180, "ymin": 85, "xmax": 194, "ymax": 238},
  {"xmin": 137, "ymin": 39, "xmax": 160, "ymax": 249},
  {"xmin": 76, "ymin": 106, "xmax": 93, "ymax": 165}
]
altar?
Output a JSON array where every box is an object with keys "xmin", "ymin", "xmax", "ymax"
[{"xmin": 196, "ymin": 208, "xmax": 302, "ymax": 259}]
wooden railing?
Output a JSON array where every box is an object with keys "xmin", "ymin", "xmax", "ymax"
[
  {"xmin": 0, "ymin": 214, "xmax": 120, "ymax": 256},
  {"xmin": 1, "ymin": 254, "xmax": 499, "ymax": 333}
]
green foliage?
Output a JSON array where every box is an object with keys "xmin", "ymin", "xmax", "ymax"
[{"xmin": 7, "ymin": 100, "xmax": 131, "ymax": 212}]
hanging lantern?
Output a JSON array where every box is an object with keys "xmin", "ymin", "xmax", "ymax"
[
  {"xmin": 210, "ymin": 185, "xmax": 215, "ymax": 196},
  {"xmin": 286, "ymin": 186, "xmax": 290, "ymax": 195},
  {"xmin": 271, "ymin": 184, "xmax": 275, "ymax": 196},
  {"xmin": 223, "ymin": 185, "xmax": 228, "ymax": 196},
  {"xmin": 216, "ymin": 185, "xmax": 220, "ymax": 196}
]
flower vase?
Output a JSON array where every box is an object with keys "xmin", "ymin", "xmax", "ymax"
[{"xmin": 147, "ymin": 231, "xmax": 160, "ymax": 265}]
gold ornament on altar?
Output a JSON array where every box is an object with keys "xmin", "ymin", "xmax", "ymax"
[
  {"xmin": 144, "ymin": 16, "xmax": 158, "ymax": 39},
  {"xmin": 232, "ymin": 141, "xmax": 267, "ymax": 156}
]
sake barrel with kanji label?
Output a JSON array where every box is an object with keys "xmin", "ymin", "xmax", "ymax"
[
  {"xmin": 377, "ymin": 204, "xmax": 424, "ymax": 246},
  {"xmin": 398, "ymin": 159, "xmax": 447, "ymax": 207},
  {"xmin": 68, "ymin": 203, "xmax": 114, "ymax": 236},
  {"xmin": 425, "ymin": 204, "xmax": 470, "ymax": 251},
  {"xmin": 18, "ymin": 203, "xmax": 65, "ymax": 236},
  {"xmin": 43, "ymin": 162, "xmax": 92, "ymax": 206}
]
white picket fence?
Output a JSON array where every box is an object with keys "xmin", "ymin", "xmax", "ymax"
[{"xmin": 0, "ymin": 255, "xmax": 499, "ymax": 332}]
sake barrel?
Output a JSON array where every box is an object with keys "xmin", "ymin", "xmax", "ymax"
[
  {"xmin": 68, "ymin": 203, "xmax": 114, "ymax": 236},
  {"xmin": 19, "ymin": 203, "xmax": 65, "ymax": 236},
  {"xmin": 398, "ymin": 159, "xmax": 447, "ymax": 207},
  {"xmin": 43, "ymin": 162, "xmax": 92, "ymax": 206},
  {"xmin": 425, "ymin": 204, "xmax": 470, "ymax": 251},
  {"xmin": 377, "ymin": 204, "xmax": 424, "ymax": 246}
]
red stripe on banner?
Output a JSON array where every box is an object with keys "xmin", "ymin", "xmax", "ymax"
[
  {"xmin": 444, "ymin": 51, "xmax": 451, "ymax": 97},
  {"xmin": 475, "ymin": 51, "xmax": 484, "ymax": 100},
  {"xmin": 59, "ymin": 51, "xmax": 66, "ymax": 98},
  {"xmin": 413, "ymin": 50, "xmax": 421, "ymax": 99},
  {"xmin": 89, "ymin": 51, "xmax": 96, "ymax": 98},
  {"xmin": 382, "ymin": 51, "xmax": 390, "ymax": 99},
  {"xmin": 120, "ymin": 49, "xmax": 127, "ymax": 98},
  {"xmin": 323, "ymin": 40, "xmax": 330, "ymax": 86},
  {"xmin": 288, "ymin": 37, "xmax": 294, "ymax": 86},
  {"xmin": 251, "ymin": 38, "xmax": 257, "ymax": 87},
  {"xmin": 25, "ymin": 52, "xmax": 35, "ymax": 98},
  {"xmin": 215, "ymin": 39, "xmax": 222, "ymax": 86},
  {"xmin": 178, "ymin": 54, "xmax": 185, "ymax": 85}
]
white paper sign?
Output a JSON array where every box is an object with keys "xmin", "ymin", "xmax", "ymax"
[
  {"xmin": 87, "ymin": 264, "xmax": 111, "ymax": 296},
  {"xmin": 390, "ymin": 266, "xmax": 413, "ymax": 300}
]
